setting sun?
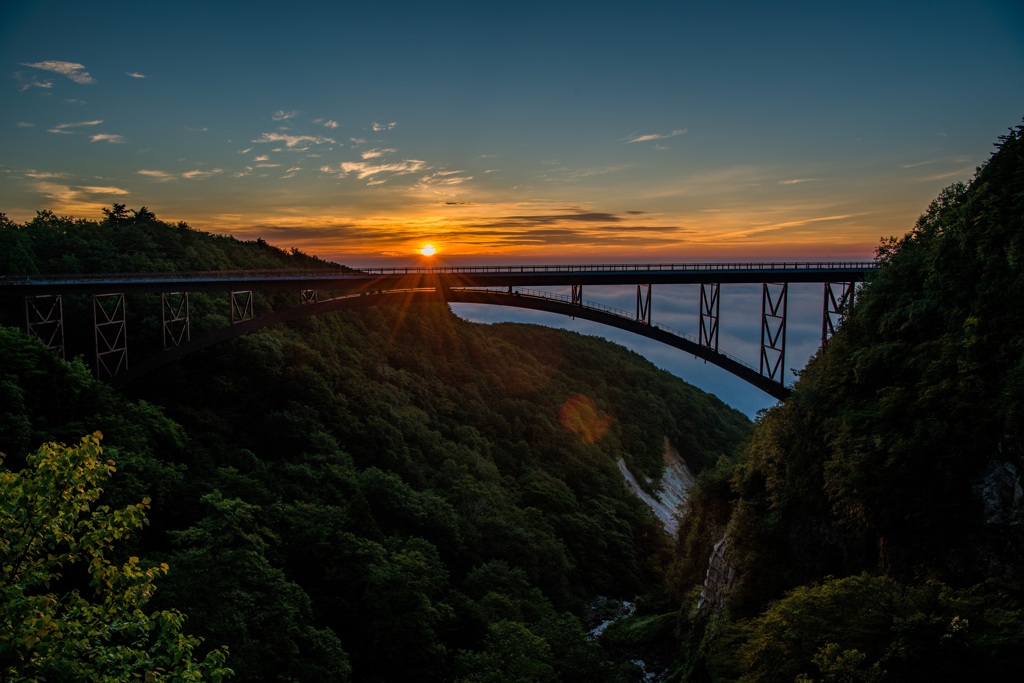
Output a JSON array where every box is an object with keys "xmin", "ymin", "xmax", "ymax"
[{"xmin": 419, "ymin": 244, "xmax": 437, "ymax": 257}]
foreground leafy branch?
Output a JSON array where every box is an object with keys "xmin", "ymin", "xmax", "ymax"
[{"xmin": 0, "ymin": 432, "xmax": 231, "ymax": 682}]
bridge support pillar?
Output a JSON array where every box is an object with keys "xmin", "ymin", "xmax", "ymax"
[
  {"xmin": 571, "ymin": 284, "xmax": 583, "ymax": 306},
  {"xmin": 822, "ymin": 282, "xmax": 854, "ymax": 345},
  {"xmin": 636, "ymin": 284, "xmax": 652, "ymax": 325},
  {"xmin": 25, "ymin": 294, "xmax": 65, "ymax": 359},
  {"xmin": 94, "ymin": 293, "xmax": 127, "ymax": 380},
  {"xmin": 162, "ymin": 292, "xmax": 190, "ymax": 349},
  {"xmin": 300, "ymin": 289, "xmax": 318, "ymax": 304},
  {"xmin": 230, "ymin": 291, "xmax": 254, "ymax": 323},
  {"xmin": 760, "ymin": 282, "xmax": 787, "ymax": 383},
  {"xmin": 699, "ymin": 283, "xmax": 720, "ymax": 352}
]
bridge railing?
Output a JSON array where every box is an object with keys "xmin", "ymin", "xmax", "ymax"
[
  {"xmin": 360, "ymin": 261, "xmax": 877, "ymax": 275},
  {"xmin": 0, "ymin": 261, "xmax": 877, "ymax": 286},
  {"xmin": 0, "ymin": 268, "xmax": 353, "ymax": 286}
]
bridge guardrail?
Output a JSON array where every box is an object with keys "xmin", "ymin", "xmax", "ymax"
[
  {"xmin": 0, "ymin": 261, "xmax": 877, "ymax": 286},
  {"xmin": 0, "ymin": 268, "xmax": 353, "ymax": 285},
  {"xmin": 362, "ymin": 261, "xmax": 877, "ymax": 275}
]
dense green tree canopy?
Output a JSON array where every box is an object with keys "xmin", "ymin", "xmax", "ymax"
[
  {"xmin": 11, "ymin": 121, "xmax": 1020, "ymax": 681},
  {"xmin": 0, "ymin": 205, "xmax": 750, "ymax": 680},
  {"xmin": 0, "ymin": 433, "xmax": 230, "ymax": 682},
  {"xmin": 671, "ymin": 123, "xmax": 1024, "ymax": 681}
]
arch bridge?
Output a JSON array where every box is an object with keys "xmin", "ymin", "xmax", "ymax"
[{"xmin": 1, "ymin": 262, "xmax": 875, "ymax": 400}]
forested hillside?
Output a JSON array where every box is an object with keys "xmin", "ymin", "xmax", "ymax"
[
  {"xmin": 0, "ymin": 206, "xmax": 749, "ymax": 680},
  {"xmin": 7, "ymin": 126, "xmax": 1021, "ymax": 681},
  {"xmin": 670, "ymin": 125, "xmax": 1024, "ymax": 681}
]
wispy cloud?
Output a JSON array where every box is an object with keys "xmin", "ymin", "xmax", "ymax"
[
  {"xmin": 902, "ymin": 159, "xmax": 938, "ymax": 169},
  {"xmin": 543, "ymin": 164, "xmax": 631, "ymax": 183},
  {"xmin": 29, "ymin": 181, "xmax": 82, "ymax": 203},
  {"xmin": 48, "ymin": 120, "xmax": 103, "ymax": 134},
  {"xmin": 253, "ymin": 132, "xmax": 335, "ymax": 148},
  {"xmin": 22, "ymin": 60, "xmax": 95, "ymax": 85},
  {"xmin": 314, "ymin": 118, "xmax": 340, "ymax": 129},
  {"xmin": 79, "ymin": 185, "xmax": 129, "ymax": 195},
  {"xmin": 418, "ymin": 170, "xmax": 472, "ymax": 187},
  {"xmin": 341, "ymin": 159, "xmax": 425, "ymax": 179},
  {"xmin": 138, "ymin": 168, "xmax": 224, "ymax": 181},
  {"xmin": 920, "ymin": 166, "xmax": 975, "ymax": 183},
  {"xmin": 90, "ymin": 133, "xmax": 125, "ymax": 143},
  {"xmin": 473, "ymin": 210, "xmax": 624, "ymax": 228},
  {"xmin": 372, "ymin": 121, "xmax": 398, "ymax": 131},
  {"xmin": 24, "ymin": 170, "xmax": 69, "ymax": 179},
  {"xmin": 16, "ymin": 77, "xmax": 53, "ymax": 91},
  {"xmin": 272, "ymin": 110, "xmax": 298, "ymax": 121},
  {"xmin": 126, "ymin": 71, "xmax": 146, "ymax": 79},
  {"xmin": 361, "ymin": 148, "xmax": 396, "ymax": 159},
  {"xmin": 322, "ymin": 158, "xmax": 426, "ymax": 182},
  {"xmin": 779, "ymin": 178, "xmax": 819, "ymax": 185},
  {"xmin": 713, "ymin": 213, "xmax": 856, "ymax": 241},
  {"xmin": 623, "ymin": 128, "xmax": 687, "ymax": 144},
  {"xmin": 182, "ymin": 169, "xmax": 224, "ymax": 180},
  {"xmin": 138, "ymin": 169, "xmax": 175, "ymax": 181},
  {"xmin": 27, "ymin": 181, "xmax": 129, "ymax": 215}
]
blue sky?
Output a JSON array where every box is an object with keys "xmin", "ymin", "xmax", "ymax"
[
  {"xmin": 4, "ymin": 1, "xmax": 1021, "ymax": 262},
  {"xmin": 2, "ymin": 0, "xmax": 1022, "ymax": 413}
]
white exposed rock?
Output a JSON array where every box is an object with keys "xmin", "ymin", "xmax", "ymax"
[{"xmin": 618, "ymin": 437, "xmax": 696, "ymax": 536}]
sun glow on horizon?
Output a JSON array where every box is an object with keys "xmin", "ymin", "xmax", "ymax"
[{"xmin": 419, "ymin": 244, "xmax": 437, "ymax": 257}]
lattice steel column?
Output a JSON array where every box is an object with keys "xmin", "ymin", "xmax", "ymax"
[
  {"xmin": 230, "ymin": 290, "xmax": 254, "ymax": 323},
  {"xmin": 162, "ymin": 292, "xmax": 190, "ymax": 349},
  {"xmin": 25, "ymin": 294, "xmax": 65, "ymax": 359},
  {"xmin": 571, "ymin": 284, "xmax": 583, "ymax": 306},
  {"xmin": 636, "ymin": 284, "xmax": 652, "ymax": 325},
  {"xmin": 760, "ymin": 282, "xmax": 787, "ymax": 382},
  {"xmin": 94, "ymin": 293, "xmax": 127, "ymax": 379},
  {"xmin": 822, "ymin": 282, "xmax": 854, "ymax": 345},
  {"xmin": 699, "ymin": 282, "xmax": 720, "ymax": 352},
  {"xmin": 300, "ymin": 289, "xmax": 318, "ymax": 304}
]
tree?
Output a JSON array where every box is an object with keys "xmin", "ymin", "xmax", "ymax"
[
  {"xmin": 101, "ymin": 203, "xmax": 130, "ymax": 225},
  {"xmin": 455, "ymin": 620, "xmax": 557, "ymax": 683},
  {"xmin": 159, "ymin": 491, "xmax": 351, "ymax": 682},
  {"xmin": 0, "ymin": 432, "xmax": 231, "ymax": 682},
  {"xmin": 719, "ymin": 574, "xmax": 1024, "ymax": 683}
]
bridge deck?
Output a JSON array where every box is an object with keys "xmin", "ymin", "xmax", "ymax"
[
  {"xmin": 2, "ymin": 262, "xmax": 875, "ymax": 400},
  {"xmin": 1, "ymin": 261, "xmax": 875, "ymax": 295}
]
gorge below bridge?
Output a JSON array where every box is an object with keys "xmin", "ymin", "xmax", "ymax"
[{"xmin": 2, "ymin": 261, "xmax": 876, "ymax": 400}]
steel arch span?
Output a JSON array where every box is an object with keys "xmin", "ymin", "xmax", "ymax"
[{"xmin": 107, "ymin": 287, "xmax": 792, "ymax": 399}]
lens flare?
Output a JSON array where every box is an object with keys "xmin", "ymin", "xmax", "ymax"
[{"xmin": 558, "ymin": 394, "xmax": 613, "ymax": 444}]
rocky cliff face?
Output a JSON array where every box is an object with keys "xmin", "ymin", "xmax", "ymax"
[
  {"xmin": 618, "ymin": 437, "xmax": 696, "ymax": 536},
  {"xmin": 974, "ymin": 452, "xmax": 1024, "ymax": 578},
  {"xmin": 697, "ymin": 535, "xmax": 736, "ymax": 612},
  {"xmin": 977, "ymin": 456, "xmax": 1024, "ymax": 525}
]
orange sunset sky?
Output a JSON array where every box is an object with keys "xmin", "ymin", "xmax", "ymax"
[{"xmin": 2, "ymin": 1, "xmax": 1022, "ymax": 267}]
